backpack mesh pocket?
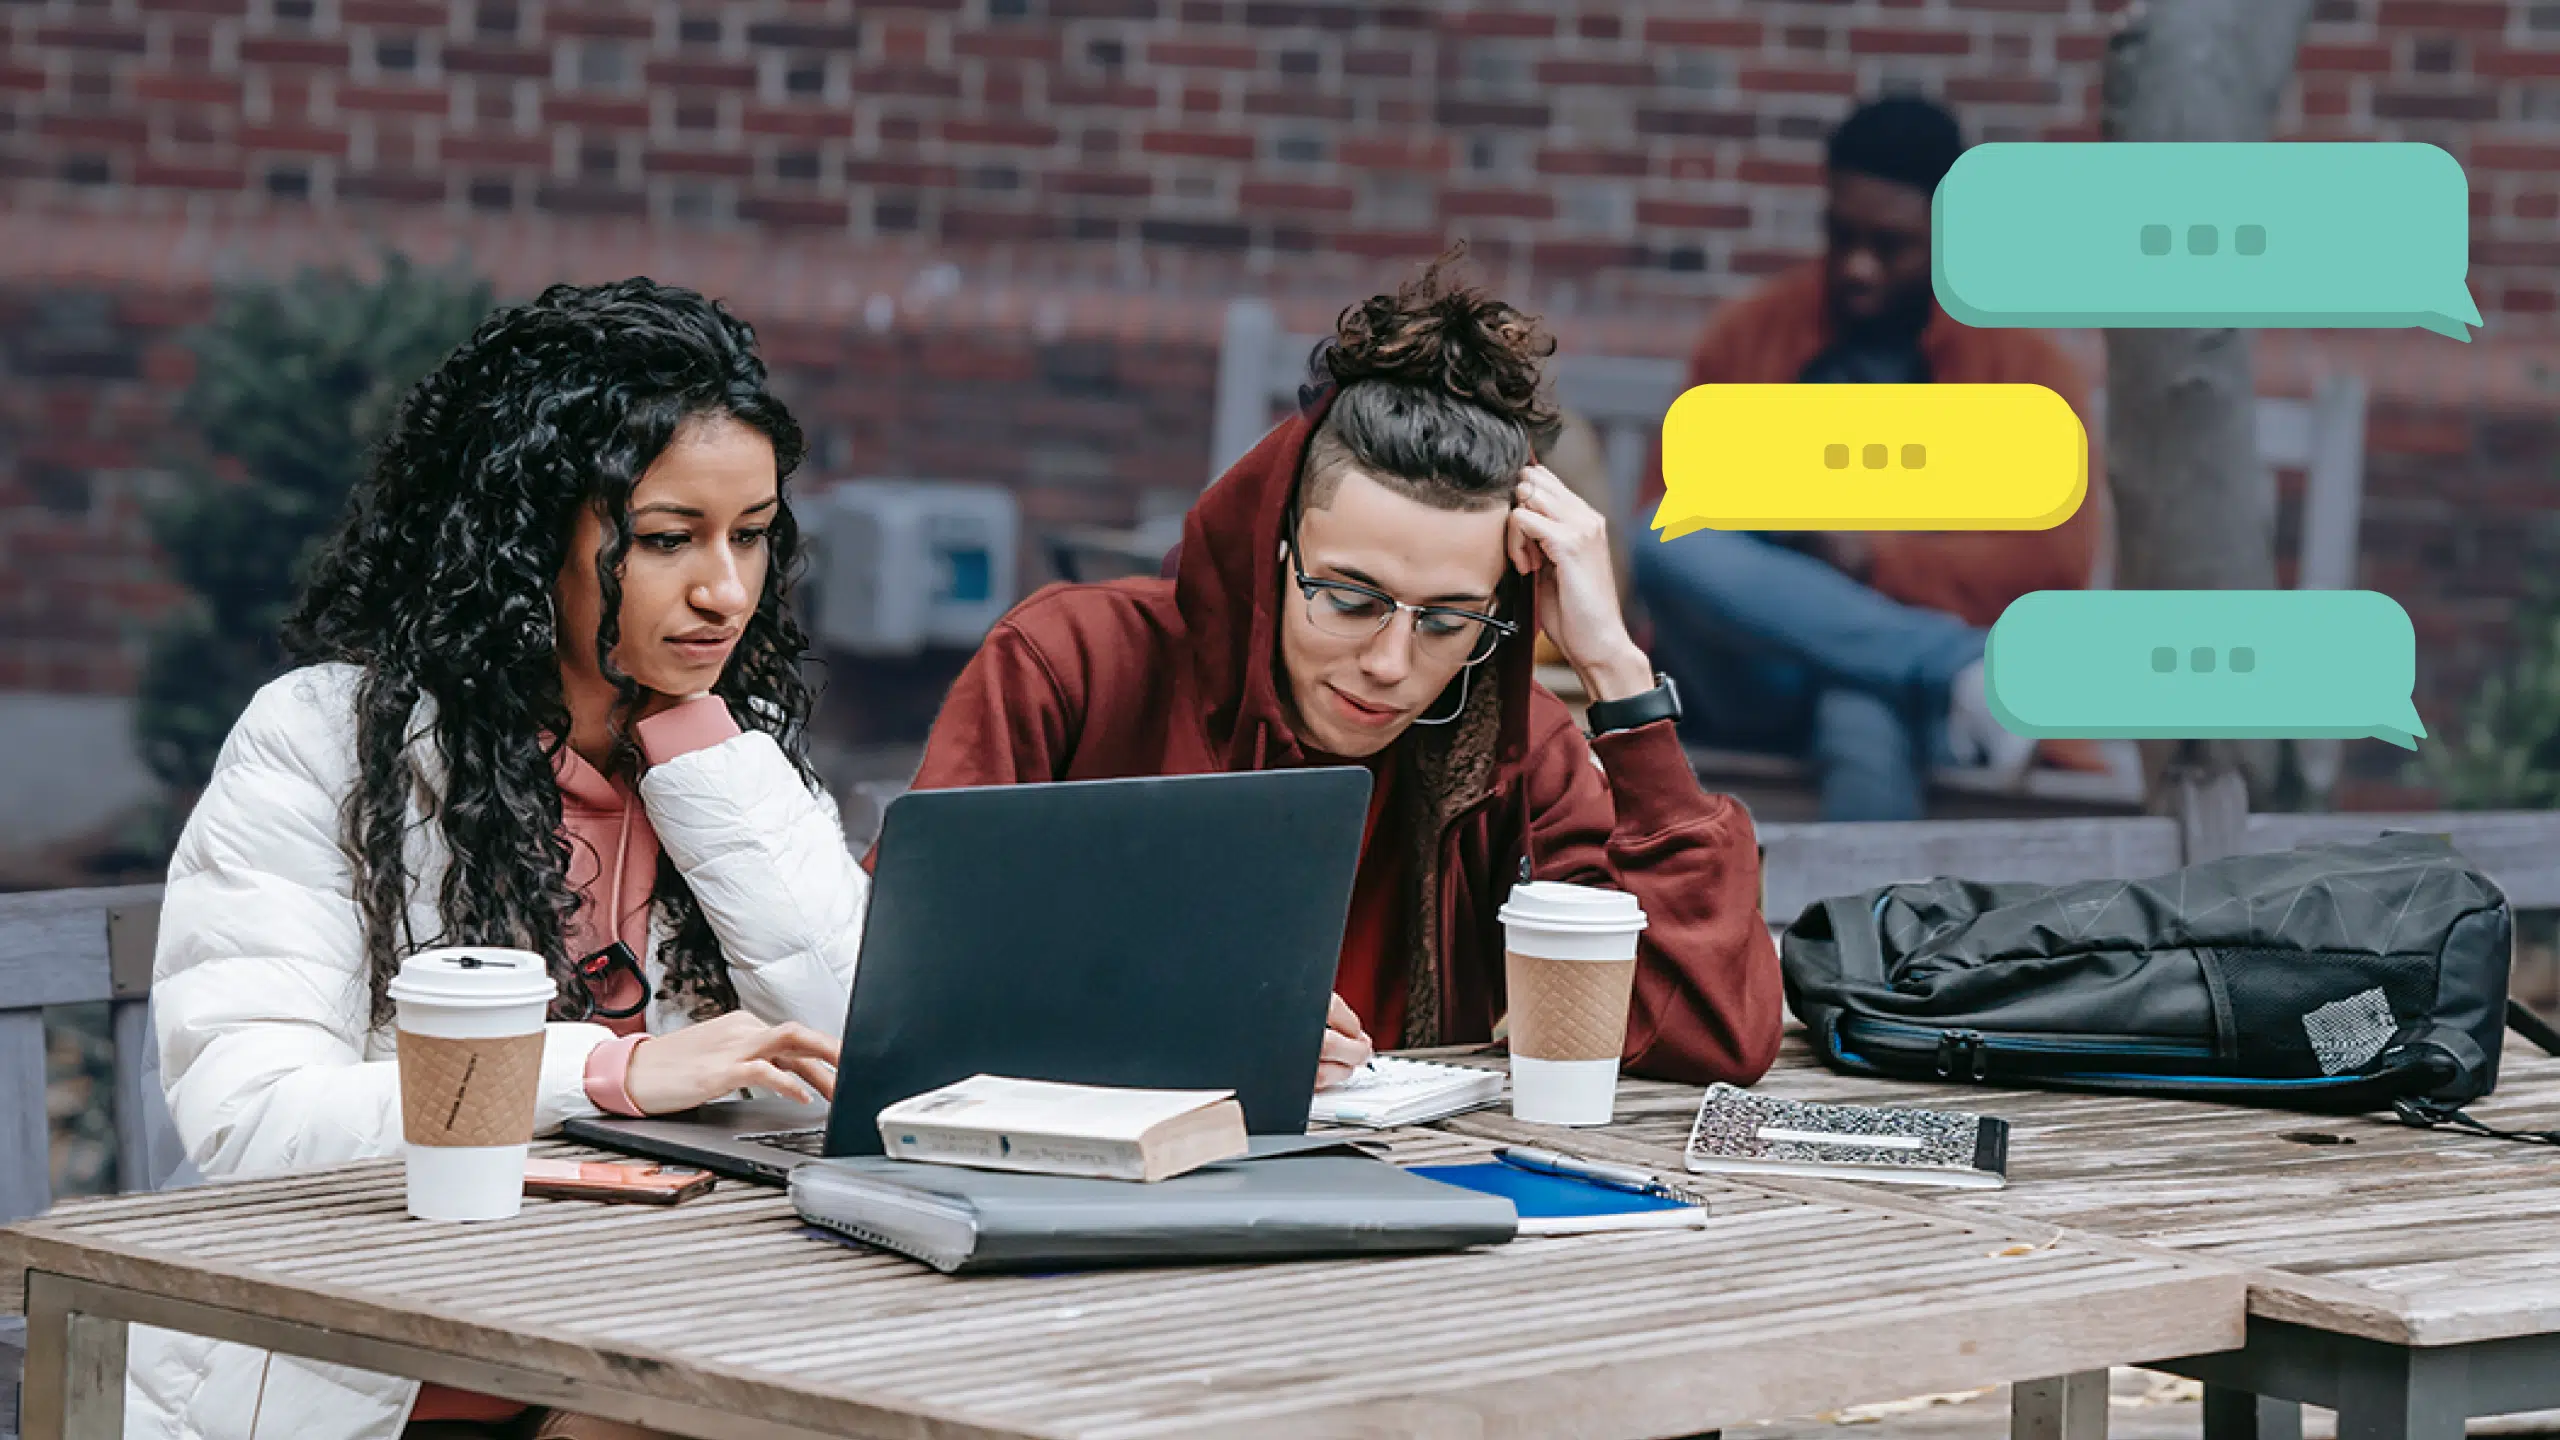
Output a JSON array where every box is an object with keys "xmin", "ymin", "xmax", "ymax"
[{"xmin": 2206, "ymin": 948, "xmax": 2439, "ymax": 1078}]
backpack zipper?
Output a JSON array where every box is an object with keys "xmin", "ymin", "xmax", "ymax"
[
  {"xmin": 1841, "ymin": 1016, "xmax": 2218, "ymax": 1077},
  {"xmin": 1833, "ymin": 1016, "xmax": 2404, "ymax": 1092},
  {"xmin": 1934, "ymin": 1030, "xmax": 1990, "ymax": 1081}
]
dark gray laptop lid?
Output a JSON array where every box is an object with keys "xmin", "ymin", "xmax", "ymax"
[{"xmin": 824, "ymin": 766, "xmax": 1372, "ymax": 1157}]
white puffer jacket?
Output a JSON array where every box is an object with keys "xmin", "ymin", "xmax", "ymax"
[{"xmin": 131, "ymin": 664, "xmax": 869, "ymax": 1440}]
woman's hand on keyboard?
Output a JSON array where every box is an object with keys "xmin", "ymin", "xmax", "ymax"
[
  {"xmin": 623, "ymin": 1012, "xmax": 841, "ymax": 1114},
  {"xmin": 1315, "ymin": 993, "xmax": 1376, "ymax": 1092}
]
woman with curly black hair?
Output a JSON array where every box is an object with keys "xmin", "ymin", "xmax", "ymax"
[{"xmin": 137, "ymin": 278, "xmax": 864, "ymax": 1440}]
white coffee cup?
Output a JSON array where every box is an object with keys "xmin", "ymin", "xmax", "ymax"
[
  {"xmin": 1498, "ymin": 881, "xmax": 1648, "ymax": 1126},
  {"xmin": 388, "ymin": 946, "xmax": 557, "ymax": 1222}
]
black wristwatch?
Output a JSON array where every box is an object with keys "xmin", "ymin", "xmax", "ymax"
[{"xmin": 1583, "ymin": 672, "xmax": 1683, "ymax": 737}]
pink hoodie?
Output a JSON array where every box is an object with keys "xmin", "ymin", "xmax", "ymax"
[{"xmin": 558, "ymin": 695, "xmax": 742, "ymax": 1113}]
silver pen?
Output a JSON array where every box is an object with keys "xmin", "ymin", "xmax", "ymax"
[{"xmin": 1493, "ymin": 1145, "xmax": 1697, "ymax": 1204}]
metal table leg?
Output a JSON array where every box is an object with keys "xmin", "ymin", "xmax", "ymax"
[
  {"xmin": 2204, "ymin": 1384, "xmax": 2303, "ymax": 1440},
  {"xmin": 2332, "ymin": 1348, "xmax": 2470, "ymax": 1440}
]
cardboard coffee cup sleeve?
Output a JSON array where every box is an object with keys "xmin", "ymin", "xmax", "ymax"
[
  {"xmin": 1506, "ymin": 955, "xmax": 1638, "ymax": 1062},
  {"xmin": 399, "ymin": 1031, "xmax": 546, "ymax": 1148}
]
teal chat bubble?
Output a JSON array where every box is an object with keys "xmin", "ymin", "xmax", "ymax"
[
  {"xmin": 1986, "ymin": 590, "xmax": 2426, "ymax": 749},
  {"xmin": 1935, "ymin": 142, "xmax": 2480, "ymax": 340}
]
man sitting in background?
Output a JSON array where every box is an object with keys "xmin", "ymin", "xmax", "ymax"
[{"xmin": 1629, "ymin": 95, "xmax": 2109, "ymax": 822}]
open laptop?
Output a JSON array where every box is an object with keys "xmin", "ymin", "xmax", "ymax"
[{"xmin": 565, "ymin": 767, "xmax": 1371, "ymax": 1185}]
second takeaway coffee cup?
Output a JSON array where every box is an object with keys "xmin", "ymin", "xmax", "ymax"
[
  {"xmin": 388, "ymin": 946, "xmax": 556, "ymax": 1222},
  {"xmin": 1499, "ymin": 881, "xmax": 1648, "ymax": 1126}
]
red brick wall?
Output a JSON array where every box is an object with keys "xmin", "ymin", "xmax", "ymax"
[
  {"xmin": 0, "ymin": 273, "xmax": 1222, "ymax": 695},
  {"xmin": 0, "ymin": 284, "xmax": 197, "ymax": 693},
  {"xmin": 760, "ymin": 311, "xmax": 1218, "ymax": 541},
  {"xmin": 7, "ymin": 0, "xmax": 2560, "ymax": 802},
  {"xmin": 5, "ymin": 0, "xmax": 2560, "ymax": 329}
]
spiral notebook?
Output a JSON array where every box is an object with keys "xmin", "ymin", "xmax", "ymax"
[
  {"xmin": 1684, "ymin": 1083, "xmax": 2011, "ymax": 1190},
  {"xmin": 1308, "ymin": 1057, "xmax": 1504, "ymax": 1128}
]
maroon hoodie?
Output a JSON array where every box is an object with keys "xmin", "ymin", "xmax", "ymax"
[{"xmin": 895, "ymin": 402, "xmax": 1784, "ymax": 1085}]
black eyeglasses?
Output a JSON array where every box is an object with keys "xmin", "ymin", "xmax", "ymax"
[
  {"xmin": 1285, "ymin": 526, "xmax": 1517, "ymax": 666},
  {"xmin": 565, "ymin": 941, "xmax": 651, "ymax": 1022}
]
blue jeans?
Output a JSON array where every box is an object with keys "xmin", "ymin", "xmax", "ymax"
[{"xmin": 1631, "ymin": 530, "xmax": 1987, "ymax": 822}]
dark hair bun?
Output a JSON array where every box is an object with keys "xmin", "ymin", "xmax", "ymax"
[{"xmin": 1322, "ymin": 249, "xmax": 1557, "ymax": 435}]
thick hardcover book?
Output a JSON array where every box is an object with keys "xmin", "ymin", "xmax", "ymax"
[{"xmin": 876, "ymin": 1074, "xmax": 1247, "ymax": 1182}]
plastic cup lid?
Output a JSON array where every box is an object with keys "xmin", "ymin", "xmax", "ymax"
[
  {"xmin": 1497, "ymin": 880, "xmax": 1647, "ymax": 933},
  {"xmin": 386, "ymin": 946, "xmax": 558, "ymax": 1009}
]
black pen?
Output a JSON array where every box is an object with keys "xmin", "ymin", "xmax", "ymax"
[{"xmin": 1493, "ymin": 1146, "xmax": 1697, "ymax": 1205}]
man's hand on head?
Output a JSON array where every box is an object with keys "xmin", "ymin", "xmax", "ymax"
[{"xmin": 1510, "ymin": 464, "xmax": 1654, "ymax": 703}]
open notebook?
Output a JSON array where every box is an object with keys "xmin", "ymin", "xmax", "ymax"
[{"xmin": 1309, "ymin": 1057, "xmax": 1505, "ymax": 1128}]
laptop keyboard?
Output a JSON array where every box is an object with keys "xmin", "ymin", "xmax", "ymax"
[{"xmin": 737, "ymin": 1127, "xmax": 827, "ymax": 1157}]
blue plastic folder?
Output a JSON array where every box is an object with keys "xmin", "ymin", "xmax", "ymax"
[{"xmin": 1407, "ymin": 1163, "xmax": 1710, "ymax": 1236}]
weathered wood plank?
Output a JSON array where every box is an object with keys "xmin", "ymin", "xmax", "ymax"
[
  {"xmin": 793, "ymin": 1249, "xmax": 2172, "ymax": 1396},
  {"xmin": 2246, "ymin": 811, "xmax": 2560, "ymax": 909},
  {"xmin": 24, "ymin": 1271, "xmax": 981, "ymax": 1440},
  {"xmin": 1757, "ymin": 817, "xmax": 2183, "ymax": 925},
  {"xmin": 109, "ymin": 1000, "xmax": 153, "ymax": 1198},
  {"xmin": 0, "ymin": 1011, "xmax": 47, "ymax": 1232},
  {"xmin": 2175, "ymin": 770, "xmax": 2252, "ymax": 864},
  {"xmin": 648, "ymin": 1217, "xmax": 1999, "ymax": 1371},
  {"xmin": 0, "ymin": 885, "xmax": 157, "ymax": 1011},
  {"xmin": 1748, "ymin": 807, "xmax": 2560, "ymax": 938}
]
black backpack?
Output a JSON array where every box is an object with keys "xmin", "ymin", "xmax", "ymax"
[{"xmin": 1781, "ymin": 833, "xmax": 2559, "ymax": 1140}]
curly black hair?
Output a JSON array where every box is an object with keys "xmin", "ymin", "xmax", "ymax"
[{"xmin": 284, "ymin": 277, "xmax": 817, "ymax": 1029}]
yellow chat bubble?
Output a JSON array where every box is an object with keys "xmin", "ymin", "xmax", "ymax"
[{"xmin": 1652, "ymin": 383, "xmax": 2088, "ymax": 539}]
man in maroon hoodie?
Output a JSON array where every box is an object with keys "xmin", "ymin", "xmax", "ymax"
[{"xmin": 898, "ymin": 266, "xmax": 1783, "ymax": 1089}]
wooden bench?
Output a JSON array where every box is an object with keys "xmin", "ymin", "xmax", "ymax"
[
  {"xmin": 0, "ymin": 887, "xmax": 184, "ymax": 1229},
  {"xmin": 0, "ymin": 887, "xmax": 191, "ymax": 1437}
]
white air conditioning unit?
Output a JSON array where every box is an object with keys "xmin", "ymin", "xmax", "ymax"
[{"xmin": 808, "ymin": 480, "xmax": 1018, "ymax": 657}]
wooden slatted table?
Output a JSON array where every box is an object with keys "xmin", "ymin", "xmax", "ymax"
[
  {"xmin": 3, "ymin": 1130, "xmax": 2242, "ymax": 1440},
  {"xmin": 1447, "ymin": 1035, "xmax": 2560, "ymax": 1440}
]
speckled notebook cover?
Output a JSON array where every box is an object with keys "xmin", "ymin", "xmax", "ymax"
[{"xmin": 1684, "ymin": 1083, "xmax": 2010, "ymax": 1190}]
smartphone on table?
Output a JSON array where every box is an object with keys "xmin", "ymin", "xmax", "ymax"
[{"xmin": 523, "ymin": 1157, "xmax": 715, "ymax": 1205}]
